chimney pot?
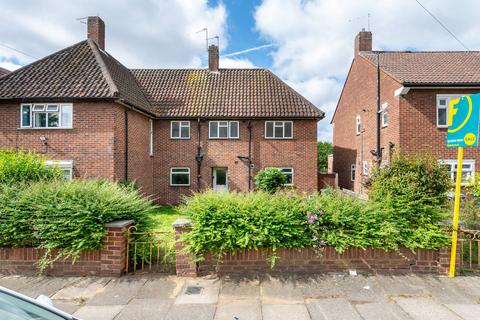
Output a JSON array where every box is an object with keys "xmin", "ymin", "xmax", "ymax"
[
  {"xmin": 208, "ymin": 44, "xmax": 219, "ymax": 72},
  {"xmin": 354, "ymin": 30, "xmax": 372, "ymax": 56},
  {"xmin": 87, "ymin": 16, "xmax": 105, "ymax": 50}
]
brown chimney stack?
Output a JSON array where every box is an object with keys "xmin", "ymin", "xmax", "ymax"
[
  {"xmin": 354, "ymin": 29, "xmax": 372, "ymax": 56},
  {"xmin": 87, "ymin": 16, "xmax": 105, "ymax": 50},
  {"xmin": 208, "ymin": 44, "xmax": 219, "ymax": 72}
]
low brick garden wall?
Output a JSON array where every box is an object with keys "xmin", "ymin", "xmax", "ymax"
[
  {"xmin": 173, "ymin": 219, "xmax": 458, "ymax": 277},
  {"xmin": 0, "ymin": 220, "xmax": 132, "ymax": 276}
]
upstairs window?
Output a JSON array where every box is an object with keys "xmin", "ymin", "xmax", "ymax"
[
  {"xmin": 21, "ymin": 103, "xmax": 72, "ymax": 128},
  {"xmin": 381, "ymin": 103, "xmax": 388, "ymax": 127},
  {"xmin": 171, "ymin": 121, "xmax": 190, "ymax": 139},
  {"xmin": 437, "ymin": 95, "xmax": 464, "ymax": 128},
  {"xmin": 355, "ymin": 115, "xmax": 361, "ymax": 135},
  {"xmin": 209, "ymin": 121, "xmax": 239, "ymax": 139},
  {"xmin": 265, "ymin": 121, "xmax": 293, "ymax": 139}
]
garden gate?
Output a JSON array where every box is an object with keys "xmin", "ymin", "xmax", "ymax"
[
  {"xmin": 125, "ymin": 226, "xmax": 176, "ymax": 274},
  {"xmin": 459, "ymin": 229, "xmax": 480, "ymax": 273}
]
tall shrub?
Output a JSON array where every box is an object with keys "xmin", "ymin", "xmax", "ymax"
[
  {"xmin": 255, "ymin": 168, "xmax": 287, "ymax": 193},
  {"xmin": 0, "ymin": 149, "xmax": 62, "ymax": 184}
]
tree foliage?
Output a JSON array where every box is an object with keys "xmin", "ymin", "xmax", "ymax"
[{"xmin": 317, "ymin": 141, "xmax": 333, "ymax": 173}]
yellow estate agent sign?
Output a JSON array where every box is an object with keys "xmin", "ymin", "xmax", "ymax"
[{"xmin": 447, "ymin": 94, "xmax": 480, "ymax": 278}]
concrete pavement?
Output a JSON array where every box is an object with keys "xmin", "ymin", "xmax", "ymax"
[{"xmin": 1, "ymin": 274, "xmax": 479, "ymax": 319}]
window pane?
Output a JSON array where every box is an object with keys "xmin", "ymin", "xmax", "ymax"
[
  {"xmin": 230, "ymin": 122, "xmax": 238, "ymax": 138},
  {"xmin": 0, "ymin": 291, "xmax": 66, "ymax": 320},
  {"xmin": 181, "ymin": 125, "xmax": 189, "ymax": 138},
  {"xmin": 172, "ymin": 171, "xmax": 189, "ymax": 185},
  {"xmin": 48, "ymin": 112, "xmax": 59, "ymax": 127},
  {"xmin": 284, "ymin": 122, "xmax": 292, "ymax": 138},
  {"xmin": 171, "ymin": 122, "xmax": 180, "ymax": 137},
  {"xmin": 281, "ymin": 168, "xmax": 293, "ymax": 184},
  {"xmin": 439, "ymin": 98, "xmax": 447, "ymax": 106},
  {"xmin": 173, "ymin": 168, "xmax": 189, "ymax": 173},
  {"xmin": 266, "ymin": 122, "xmax": 273, "ymax": 137},
  {"xmin": 61, "ymin": 105, "xmax": 72, "ymax": 128},
  {"xmin": 34, "ymin": 112, "xmax": 47, "ymax": 127},
  {"xmin": 274, "ymin": 125, "xmax": 283, "ymax": 138},
  {"xmin": 219, "ymin": 124, "xmax": 228, "ymax": 138},
  {"xmin": 33, "ymin": 104, "xmax": 45, "ymax": 111},
  {"xmin": 438, "ymin": 108, "xmax": 447, "ymax": 125},
  {"xmin": 216, "ymin": 169, "xmax": 227, "ymax": 185},
  {"xmin": 210, "ymin": 122, "xmax": 218, "ymax": 138},
  {"xmin": 21, "ymin": 105, "xmax": 31, "ymax": 127},
  {"xmin": 46, "ymin": 104, "xmax": 59, "ymax": 111}
]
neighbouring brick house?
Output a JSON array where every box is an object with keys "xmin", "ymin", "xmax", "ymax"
[
  {"xmin": 332, "ymin": 30, "xmax": 480, "ymax": 194},
  {"xmin": 0, "ymin": 17, "xmax": 323, "ymax": 204}
]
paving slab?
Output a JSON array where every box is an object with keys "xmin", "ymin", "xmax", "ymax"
[
  {"xmin": 329, "ymin": 275, "xmax": 386, "ymax": 303},
  {"xmin": 219, "ymin": 278, "xmax": 260, "ymax": 301},
  {"xmin": 395, "ymin": 297, "xmax": 462, "ymax": 320},
  {"xmin": 452, "ymin": 277, "xmax": 480, "ymax": 299},
  {"xmin": 52, "ymin": 299, "xmax": 83, "ymax": 314},
  {"xmin": 0, "ymin": 275, "xmax": 33, "ymax": 292},
  {"xmin": 135, "ymin": 276, "xmax": 184, "ymax": 300},
  {"xmin": 115, "ymin": 298, "xmax": 172, "ymax": 320},
  {"xmin": 375, "ymin": 275, "xmax": 430, "ymax": 298},
  {"xmin": 86, "ymin": 277, "xmax": 147, "ymax": 306},
  {"xmin": 73, "ymin": 305, "xmax": 125, "ymax": 320},
  {"xmin": 52, "ymin": 277, "xmax": 110, "ymax": 301},
  {"xmin": 13, "ymin": 277, "xmax": 81, "ymax": 298},
  {"xmin": 421, "ymin": 276, "xmax": 478, "ymax": 304},
  {"xmin": 165, "ymin": 303, "xmax": 216, "ymax": 320},
  {"xmin": 445, "ymin": 303, "xmax": 480, "ymax": 320},
  {"xmin": 174, "ymin": 278, "xmax": 220, "ymax": 305},
  {"xmin": 214, "ymin": 299, "xmax": 262, "ymax": 320},
  {"xmin": 299, "ymin": 275, "xmax": 345, "ymax": 299},
  {"xmin": 354, "ymin": 302, "xmax": 413, "ymax": 320},
  {"xmin": 261, "ymin": 276, "xmax": 304, "ymax": 304},
  {"xmin": 306, "ymin": 298, "xmax": 362, "ymax": 320},
  {"xmin": 262, "ymin": 303, "xmax": 311, "ymax": 320}
]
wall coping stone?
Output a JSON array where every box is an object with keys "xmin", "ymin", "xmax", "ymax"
[
  {"xmin": 104, "ymin": 220, "xmax": 134, "ymax": 228},
  {"xmin": 172, "ymin": 218, "xmax": 192, "ymax": 228}
]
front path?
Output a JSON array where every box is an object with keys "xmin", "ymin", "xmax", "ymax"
[{"xmin": 1, "ymin": 274, "xmax": 479, "ymax": 320}]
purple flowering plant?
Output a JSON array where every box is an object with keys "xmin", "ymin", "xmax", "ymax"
[{"xmin": 306, "ymin": 209, "xmax": 327, "ymax": 250}]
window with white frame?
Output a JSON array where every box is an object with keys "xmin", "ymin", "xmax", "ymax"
[
  {"xmin": 170, "ymin": 121, "xmax": 190, "ymax": 139},
  {"xmin": 149, "ymin": 119, "xmax": 154, "ymax": 156},
  {"xmin": 265, "ymin": 121, "xmax": 293, "ymax": 139},
  {"xmin": 21, "ymin": 103, "xmax": 72, "ymax": 129},
  {"xmin": 170, "ymin": 167, "xmax": 190, "ymax": 186},
  {"xmin": 209, "ymin": 121, "xmax": 239, "ymax": 139},
  {"xmin": 362, "ymin": 161, "xmax": 369, "ymax": 176},
  {"xmin": 45, "ymin": 160, "xmax": 73, "ymax": 180},
  {"xmin": 355, "ymin": 115, "xmax": 361, "ymax": 135},
  {"xmin": 351, "ymin": 164, "xmax": 356, "ymax": 181},
  {"xmin": 439, "ymin": 160, "xmax": 475, "ymax": 184},
  {"xmin": 437, "ymin": 95, "xmax": 464, "ymax": 127},
  {"xmin": 280, "ymin": 167, "xmax": 294, "ymax": 185},
  {"xmin": 381, "ymin": 103, "xmax": 388, "ymax": 127}
]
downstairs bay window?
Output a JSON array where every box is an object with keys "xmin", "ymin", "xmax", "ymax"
[{"xmin": 439, "ymin": 159, "xmax": 475, "ymax": 184}]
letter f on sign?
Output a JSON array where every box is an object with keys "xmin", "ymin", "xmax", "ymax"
[{"xmin": 448, "ymin": 98, "xmax": 460, "ymax": 127}]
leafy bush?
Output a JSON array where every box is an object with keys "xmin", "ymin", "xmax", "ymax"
[
  {"xmin": 0, "ymin": 179, "xmax": 157, "ymax": 270},
  {"xmin": 180, "ymin": 189, "xmax": 450, "ymax": 264},
  {"xmin": 0, "ymin": 149, "xmax": 62, "ymax": 184},
  {"xmin": 466, "ymin": 174, "xmax": 480, "ymax": 199},
  {"xmin": 255, "ymin": 168, "xmax": 287, "ymax": 193}
]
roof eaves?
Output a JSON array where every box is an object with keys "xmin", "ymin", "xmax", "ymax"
[{"xmin": 87, "ymin": 39, "xmax": 119, "ymax": 97}]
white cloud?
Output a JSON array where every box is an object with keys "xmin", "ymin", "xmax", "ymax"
[
  {"xmin": 255, "ymin": 0, "xmax": 480, "ymax": 141},
  {"xmin": 220, "ymin": 57, "xmax": 256, "ymax": 68},
  {"xmin": 0, "ymin": 0, "xmax": 228, "ymax": 68}
]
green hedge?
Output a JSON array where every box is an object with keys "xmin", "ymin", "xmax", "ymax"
[{"xmin": 179, "ymin": 189, "xmax": 450, "ymax": 263}]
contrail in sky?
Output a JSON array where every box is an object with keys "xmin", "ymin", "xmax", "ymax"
[{"xmin": 221, "ymin": 44, "xmax": 275, "ymax": 57}]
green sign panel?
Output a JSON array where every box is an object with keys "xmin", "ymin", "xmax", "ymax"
[{"xmin": 446, "ymin": 94, "xmax": 480, "ymax": 148}]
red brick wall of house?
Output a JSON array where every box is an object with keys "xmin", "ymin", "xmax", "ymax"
[
  {"xmin": 332, "ymin": 56, "xmax": 402, "ymax": 193},
  {"xmin": 399, "ymin": 89, "xmax": 480, "ymax": 162},
  {"xmin": 113, "ymin": 108, "xmax": 154, "ymax": 196},
  {"xmin": 0, "ymin": 102, "xmax": 117, "ymax": 179},
  {"xmin": 154, "ymin": 119, "xmax": 318, "ymax": 204},
  {"xmin": 0, "ymin": 102, "xmax": 155, "ymax": 197}
]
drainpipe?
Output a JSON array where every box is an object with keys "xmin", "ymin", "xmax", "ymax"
[
  {"xmin": 124, "ymin": 110, "xmax": 129, "ymax": 181},
  {"xmin": 247, "ymin": 121, "xmax": 253, "ymax": 191},
  {"xmin": 195, "ymin": 118, "xmax": 204, "ymax": 192},
  {"xmin": 376, "ymin": 53, "xmax": 382, "ymax": 165}
]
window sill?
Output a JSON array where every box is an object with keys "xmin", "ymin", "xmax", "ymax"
[
  {"xmin": 208, "ymin": 137, "xmax": 240, "ymax": 140},
  {"xmin": 170, "ymin": 184, "xmax": 191, "ymax": 187},
  {"xmin": 170, "ymin": 137, "xmax": 191, "ymax": 140},
  {"xmin": 264, "ymin": 137, "xmax": 294, "ymax": 140},
  {"xmin": 18, "ymin": 127, "xmax": 73, "ymax": 130}
]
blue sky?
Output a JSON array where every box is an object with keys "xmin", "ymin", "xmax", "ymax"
[{"xmin": 0, "ymin": 0, "xmax": 479, "ymax": 141}]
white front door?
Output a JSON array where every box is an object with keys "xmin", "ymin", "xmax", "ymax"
[{"xmin": 213, "ymin": 168, "xmax": 228, "ymax": 192}]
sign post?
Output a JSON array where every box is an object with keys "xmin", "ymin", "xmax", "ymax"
[{"xmin": 446, "ymin": 94, "xmax": 480, "ymax": 278}]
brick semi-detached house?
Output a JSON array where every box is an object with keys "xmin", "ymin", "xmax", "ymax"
[
  {"xmin": 332, "ymin": 30, "xmax": 480, "ymax": 194},
  {"xmin": 0, "ymin": 17, "xmax": 323, "ymax": 204}
]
